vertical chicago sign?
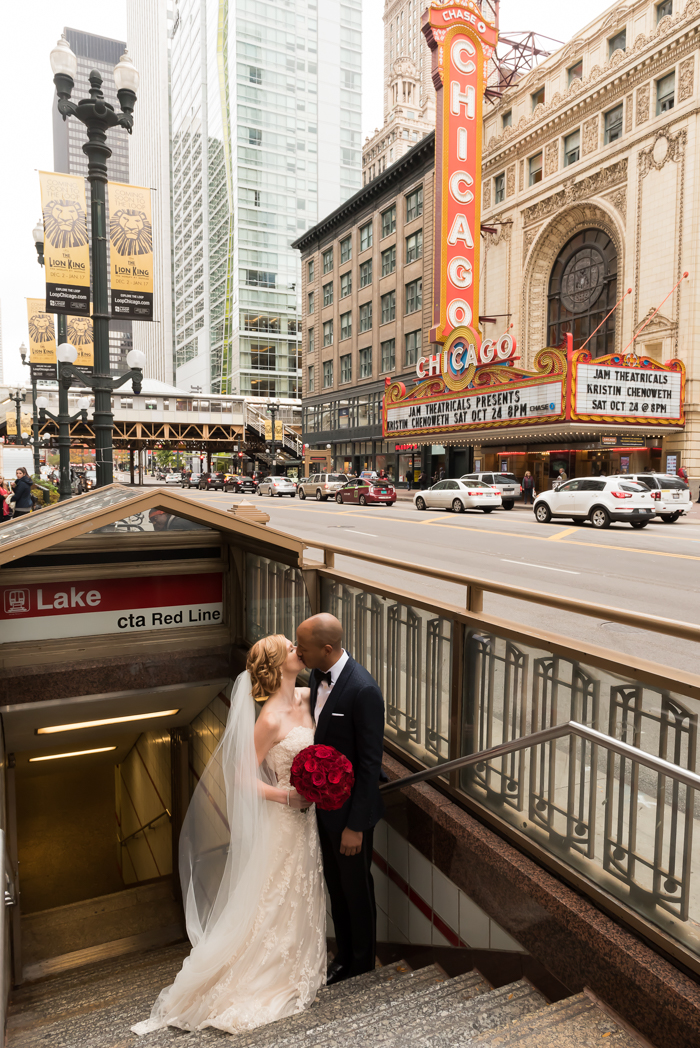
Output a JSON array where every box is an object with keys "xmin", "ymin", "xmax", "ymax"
[{"xmin": 422, "ymin": 2, "xmax": 497, "ymax": 387}]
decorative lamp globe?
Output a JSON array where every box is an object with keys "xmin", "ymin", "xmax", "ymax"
[
  {"xmin": 56, "ymin": 342, "xmax": 78, "ymax": 364},
  {"xmin": 36, "ymin": 396, "xmax": 49, "ymax": 410},
  {"xmin": 114, "ymin": 49, "xmax": 140, "ymax": 93},
  {"xmin": 32, "ymin": 221, "xmax": 44, "ymax": 244},
  {"xmin": 126, "ymin": 348, "xmax": 146, "ymax": 369},
  {"xmin": 50, "ymin": 35, "xmax": 77, "ymax": 79},
  {"xmin": 77, "ymin": 398, "xmax": 90, "ymax": 412}
]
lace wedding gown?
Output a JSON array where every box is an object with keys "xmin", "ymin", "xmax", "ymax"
[{"xmin": 132, "ymin": 725, "xmax": 326, "ymax": 1035}]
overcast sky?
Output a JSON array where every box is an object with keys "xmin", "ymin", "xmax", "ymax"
[{"xmin": 1, "ymin": 0, "xmax": 614, "ymax": 386}]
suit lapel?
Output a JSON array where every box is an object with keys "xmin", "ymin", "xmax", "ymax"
[{"xmin": 315, "ymin": 657, "xmax": 355, "ymax": 743}]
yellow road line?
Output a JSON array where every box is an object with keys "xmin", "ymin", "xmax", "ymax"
[{"xmin": 548, "ymin": 527, "xmax": 579, "ymax": 541}]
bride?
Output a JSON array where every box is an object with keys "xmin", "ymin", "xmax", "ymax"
[{"xmin": 132, "ymin": 635, "xmax": 327, "ymax": 1035}]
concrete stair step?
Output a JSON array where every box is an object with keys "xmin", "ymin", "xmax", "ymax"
[
  {"xmin": 229, "ymin": 963, "xmax": 450, "ymax": 1048},
  {"xmin": 295, "ymin": 971, "xmax": 494, "ymax": 1048},
  {"xmin": 466, "ymin": 992, "xmax": 644, "ymax": 1048},
  {"xmin": 315, "ymin": 959, "xmax": 414, "ymax": 1003}
]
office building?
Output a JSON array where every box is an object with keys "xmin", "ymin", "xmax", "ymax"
[
  {"xmin": 159, "ymin": 0, "xmax": 362, "ymax": 396},
  {"xmin": 362, "ymin": 0, "xmax": 434, "ymax": 184},
  {"xmin": 53, "ymin": 28, "xmax": 133, "ymax": 376},
  {"xmin": 125, "ymin": 0, "xmax": 175, "ymax": 386}
]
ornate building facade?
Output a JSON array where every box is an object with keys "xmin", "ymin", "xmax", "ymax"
[{"xmin": 480, "ymin": 0, "xmax": 699, "ymax": 476}]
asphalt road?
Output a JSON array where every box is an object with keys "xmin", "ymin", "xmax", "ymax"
[{"xmin": 171, "ymin": 485, "xmax": 700, "ymax": 676}]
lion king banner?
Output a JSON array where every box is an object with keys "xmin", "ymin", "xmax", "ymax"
[
  {"xmin": 26, "ymin": 298, "xmax": 57, "ymax": 380},
  {"xmin": 107, "ymin": 181, "xmax": 154, "ymax": 320},
  {"xmin": 66, "ymin": 312, "xmax": 94, "ymax": 373},
  {"xmin": 39, "ymin": 171, "xmax": 91, "ymax": 316}
]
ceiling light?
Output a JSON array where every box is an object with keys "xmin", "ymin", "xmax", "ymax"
[
  {"xmin": 29, "ymin": 747, "xmax": 117, "ymax": 762},
  {"xmin": 36, "ymin": 709, "xmax": 180, "ymax": 735}
]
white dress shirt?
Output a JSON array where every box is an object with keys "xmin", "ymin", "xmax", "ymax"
[{"xmin": 314, "ymin": 649, "xmax": 349, "ymax": 725}]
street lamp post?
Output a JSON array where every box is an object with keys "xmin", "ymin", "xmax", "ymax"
[
  {"xmin": 36, "ymin": 343, "xmax": 90, "ymax": 502},
  {"xmin": 19, "ymin": 343, "xmax": 42, "ymax": 475},
  {"xmin": 7, "ymin": 387, "xmax": 26, "ymax": 445},
  {"xmin": 50, "ymin": 34, "xmax": 142, "ymax": 488}
]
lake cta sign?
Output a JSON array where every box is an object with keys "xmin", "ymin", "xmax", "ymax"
[{"xmin": 0, "ymin": 573, "xmax": 223, "ymax": 643}]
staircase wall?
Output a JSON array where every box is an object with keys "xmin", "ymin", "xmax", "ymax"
[
  {"xmin": 382, "ymin": 752, "xmax": 700, "ymax": 1048},
  {"xmin": 116, "ymin": 732, "xmax": 172, "ymax": 884}
]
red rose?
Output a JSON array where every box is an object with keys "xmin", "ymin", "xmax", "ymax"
[{"xmin": 290, "ymin": 744, "xmax": 355, "ymax": 810}]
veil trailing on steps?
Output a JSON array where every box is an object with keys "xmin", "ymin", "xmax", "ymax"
[{"xmin": 132, "ymin": 671, "xmax": 276, "ymax": 1034}]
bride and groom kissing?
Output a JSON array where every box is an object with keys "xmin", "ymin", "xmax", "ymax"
[{"xmin": 132, "ymin": 612, "xmax": 386, "ymax": 1036}]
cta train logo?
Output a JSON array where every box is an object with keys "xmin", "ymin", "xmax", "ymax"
[
  {"xmin": 416, "ymin": 333, "xmax": 517, "ymax": 391},
  {"xmin": 3, "ymin": 589, "xmax": 30, "ymax": 615}
]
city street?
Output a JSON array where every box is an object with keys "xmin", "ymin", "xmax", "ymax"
[{"xmin": 176, "ymin": 485, "xmax": 700, "ymax": 673}]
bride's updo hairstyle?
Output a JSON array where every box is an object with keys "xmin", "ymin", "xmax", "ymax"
[{"xmin": 247, "ymin": 634, "xmax": 288, "ymax": 701}]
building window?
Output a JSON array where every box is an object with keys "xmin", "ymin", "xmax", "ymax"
[
  {"xmin": 323, "ymin": 247, "xmax": 333, "ymax": 273},
  {"xmin": 657, "ymin": 0, "xmax": 672, "ymax": 20},
  {"xmin": 548, "ymin": 228, "xmax": 618, "ymax": 358},
  {"xmin": 381, "ymin": 205, "xmax": 397, "ymax": 237},
  {"xmin": 360, "ymin": 259, "xmax": 372, "ymax": 287},
  {"xmin": 604, "ymin": 105, "xmax": 622, "ymax": 144},
  {"xmin": 340, "ymin": 311, "xmax": 352, "ymax": 340},
  {"xmin": 564, "ymin": 129, "xmax": 580, "ymax": 166},
  {"xmin": 405, "ymin": 329, "xmax": 421, "ymax": 366},
  {"xmin": 529, "ymin": 153, "xmax": 542, "ymax": 185},
  {"xmin": 360, "ymin": 347, "xmax": 372, "ymax": 378},
  {"xmin": 405, "ymin": 278, "xmax": 422, "ymax": 314},
  {"xmin": 405, "ymin": 229, "xmax": 423, "ymax": 264},
  {"xmin": 608, "ymin": 29, "xmax": 626, "ymax": 57},
  {"xmin": 248, "ymin": 128, "xmax": 262, "ymax": 146},
  {"xmin": 307, "ymin": 259, "xmax": 314, "ymax": 283},
  {"xmin": 502, "ymin": 110, "xmax": 512, "ymax": 129},
  {"xmin": 308, "ymin": 365, "xmax": 314, "ymax": 392},
  {"xmin": 309, "ymin": 327, "xmax": 314, "ymax": 353},
  {"xmin": 340, "ymin": 236, "xmax": 352, "ymax": 263},
  {"xmin": 494, "ymin": 173, "xmax": 505, "ymax": 203},
  {"xmin": 381, "ymin": 339, "xmax": 395, "ymax": 373},
  {"xmin": 340, "ymin": 354, "xmax": 352, "ymax": 384},
  {"xmin": 323, "ymin": 281, "xmax": 333, "ymax": 306},
  {"xmin": 531, "ymin": 86, "xmax": 545, "ymax": 110},
  {"xmin": 381, "ymin": 245, "xmax": 396, "ymax": 275},
  {"xmin": 308, "ymin": 290, "xmax": 315, "ymax": 314},
  {"xmin": 406, "ymin": 186, "xmax": 423, "ymax": 221},
  {"xmin": 568, "ymin": 59, "xmax": 583, "ymax": 85},
  {"xmin": 249, "ymin": 66, "xmax": 262, "ymax": 84},
  {"xmin": 360, "ymin": 221, "xmax": 373, "ymax": 251},
  {"xmin": 340, "ymin": 272, "xmax": 352, "ymax": 298},
  {"xmin": 381, "ymin": 290, "xmax": 396, "ymax": 323},
  {"xmin": 657, "ymin": 71, "xmax": 675, "ymax": 114},
  {"xmin": 323, "ymin": 319, "xmax": 333, "ymax": 346},
  {"xmin": 359, "ymin": 301, "xmax": 373, "ymax": 332},
  {"xmin": 323, "ymin": 360, "xmax": 334, "ymax": 388}
]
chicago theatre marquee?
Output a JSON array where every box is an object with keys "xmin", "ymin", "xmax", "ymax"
[{"xmin": 295, "ymin": 0, "xmax": 695, "ymax": 488}]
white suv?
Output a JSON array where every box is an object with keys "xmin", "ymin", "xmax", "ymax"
[
  {"xmin": 460, "ymin": 472, "xmax": 520, "ymax": 509},
  {"xmin": 614, "ymin": 473, "xmax": 691, "ymax": 523},
  {"xmin": 533, "ymin": 477, "xmax": 657, "ymax": 529}
]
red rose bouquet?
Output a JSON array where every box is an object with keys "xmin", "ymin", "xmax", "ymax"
[{"xmin": 290, "ymin": 744, "xmax": 354, "ymax": 811}]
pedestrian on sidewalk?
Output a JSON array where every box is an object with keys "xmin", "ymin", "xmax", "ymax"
[
  {"xmin": 405, "ymin": 471, "xmax": 413, "ymax": 491},
  {"xmin": 522, "ymin": 471, "xmax": 535, "ymax": 505},
  {"xmin": 677, "ymin": 465, "xmax": 688, "ymax": 483},
  {"xmin": 0, "ymin": 479, "xmax": 11, "ymax": 523},
  {"xmin": 11, "ymin": 468, "xmax": 34, "ymax": 519}
]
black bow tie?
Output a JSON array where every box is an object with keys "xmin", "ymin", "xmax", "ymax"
[{"xmin": 316, "ymin": 670, "xmax": 332, "ymax": 686}]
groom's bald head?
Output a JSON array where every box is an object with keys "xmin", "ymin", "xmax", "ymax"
[{"xmin": 296, "ymin": 613, "xmax": 343, "ymax": 671}]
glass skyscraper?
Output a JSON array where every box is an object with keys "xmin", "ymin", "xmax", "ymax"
[{"xmin": 168, "ymin": 0, "xmax": 362, "ymax": 396}]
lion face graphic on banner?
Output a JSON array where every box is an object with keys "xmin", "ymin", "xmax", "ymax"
[
  {"xmin": 67, "ymin": 316, "xmax": 93, "ymax": 346},
  {"xmin": 110, "ymin": 209, "xmax": 153, "ymax": 257},
  {"xmin": 28, "ymin": 311, "xmax": 55, "ymax": 343},
  {"xmin": 42, "ymin": 199, "xmax": 89, "ymax": 249}
]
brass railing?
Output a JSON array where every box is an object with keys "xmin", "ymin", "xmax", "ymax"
[{"xmin": 243, "ymin": 540, "xmax": 700, "ymax": 974}]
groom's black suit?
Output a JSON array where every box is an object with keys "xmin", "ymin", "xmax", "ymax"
[{"xmin": 311, "ymin": 655, "xmax": 385, "ymax": 977}]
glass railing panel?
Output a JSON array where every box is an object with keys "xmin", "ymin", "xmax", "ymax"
[
  {"xmin": 245, "ymin": 553, "xmax": 311, "ymax": 643},
  {"xmin": 460, "ymin": 626, "xmax": 700, "ymax": 959},
  {"xmin": 321, "ymin": 578, "xmax": 452, "ymax": 767}
]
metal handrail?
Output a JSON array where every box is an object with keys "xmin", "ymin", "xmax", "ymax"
[
  {"xmin": 3, "ymin": 839, "xmax": 16, "ymax": 908},
  {"xmin": 119, "ymin": 808, "xmax": 171, "ymax": 846},
  {"xmin": 304, "ymin": 542, "xmax": 700, "ymax": 644},
  {"xmin": 380, "ymin": 720, "xmax": 700, "ymax": 795}
]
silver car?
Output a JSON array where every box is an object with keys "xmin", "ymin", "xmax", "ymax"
[
  {"xmin": 297, "ymin": 473, "xmax": 349, "ymax": 501},
  {"xmin": 257, "ymin": 475, "xmax": 297, "ymax": 498}
]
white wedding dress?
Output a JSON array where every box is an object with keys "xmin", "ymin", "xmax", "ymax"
[{"xmin": 132, "ymin": 718, "xmax": 326, "ymax": 1035}]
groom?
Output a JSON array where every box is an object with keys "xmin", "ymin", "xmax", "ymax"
[{"xmin": 296, "ymin": 613, "xmax": 385, "ymax": 985}]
